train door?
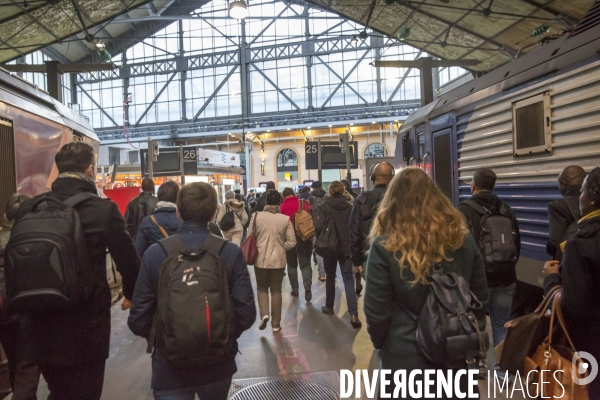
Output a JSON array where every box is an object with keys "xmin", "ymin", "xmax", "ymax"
[
  {"xmin": 432, "ymin": 129, "xmax": 454, "ymax": 201},
  {"xmin": 0, "ymin": 118, "xmax": 16, "ymax": 219},
  {"xmin": 415, "ymin": 124, "xmax": 431, "ymax": 176}
]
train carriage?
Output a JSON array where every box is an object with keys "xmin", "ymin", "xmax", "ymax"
[{"xmin": 395, "ymin": 23, "xmax": 600, "ymax": 315}]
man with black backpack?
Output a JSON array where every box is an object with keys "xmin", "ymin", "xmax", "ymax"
[
  {"xmin": 128, "ymin": 182, "xmax": 255, "ymax": 400},
  {"xmin": 6, "ymin": 142, "xmax": 140, "ymax": 400},
  {"xmin": 125, "ymin": 177, "xmax": 158, "ymax": 241},
  {"xmin": 458, "ymin": 168, "xmax": 520, "ymax": 378},
  {"xmin": 547, "ymin": 165, "xmax": 586, "ymax": 261},
  {"xmin": 349, "ymin": 162, "xmax": 394, "ymax": 295},
  {"xmin": 308, "ymin": 181, "xmax": 327, "ymax": 281}
]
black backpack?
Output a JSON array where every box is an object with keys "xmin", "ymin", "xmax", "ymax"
[
  {"xmin": 149, "ymin": 234, "xmax": 235, "ymax": 368},
  {"xmin": 359, "ymin": 191, "xmax": 384, "ymax": 242},
  {"xmin": 402, "ymin": 265, "xmax": 488, "ymax": 369},
  {"xmin": 218, "ymin": 205, "xmax": 236, "ymax": 232},
  {"xmin": 309, "ymin": 195, "xmax": 326, "ymax": 219},
  {"xmin": 4, "ymin": 193, "xmax": 96, "ymax": 314},
  {"xmin": 314, "ymin": 205, "xmax": 341, "ymax": 257},
  {"xmin": 462, "ymin": 200, "xmax": 518, "ymax": 273}
]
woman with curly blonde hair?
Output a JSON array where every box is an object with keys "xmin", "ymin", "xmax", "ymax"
[{"xmin": 364, "ymin": 168, "xmax": 489, "ymax": 399}]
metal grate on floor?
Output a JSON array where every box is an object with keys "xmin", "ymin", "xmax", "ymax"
[{"xmin": 229, "ymin": 371, "xmax": 340, "ymax": 400}]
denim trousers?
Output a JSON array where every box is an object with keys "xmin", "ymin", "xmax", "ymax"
[
  {"xmin": 153, "ymin": 376, "xmax": 232, "ymax": 400},
  {"xmin": 489, "ymin": 282, "xmax": 517, "ymax": 371},
  {"xmin": 286, "ymin": 240, "xmax": 313, "ymax": 290},
  {"xmin": 323, "ymin": 254, "xmax": 358, "ymax": 316}
]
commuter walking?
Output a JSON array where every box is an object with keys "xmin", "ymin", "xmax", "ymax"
[
  {"xmin": 349, "ymin": 162, "xmax": 394, "ymax": 296},
  {"xmin": 298, "ymin": 186, "xmax": 311, "ymax": 200},
  {"xmin": 255, "ymin": 182, "xmax": 275, "ymax": 212},
  {"xmin": 543, "ymin": 166, "xmax": 600, "ymax": 399},
  {"xmin": 216, "ymin": 191, "xmax": 248, "ymax": 246},
  {"xmin": 308, "ymin": 181, "xmax": 327, "ymax": 281},
  {"xmin": 547, "ymin": 165, "xmax": 586, "ymax": 260},
  {"xmin": 135, "ymin": 180, "xmax": 181, "ymax": 257},
  {"xmin": 125, "ymin": 177, "xmax": 158, "ymax": 241},
  {"xmin": 6, "ymin": 142, "xmax": 140, "ymax": 400},
  {"xmin": 280, "ymin": 188, "xmax": 314, "ymax": 301},
  {"xmin": 364, "ymin": 168, "xmax": 488, "ymax": 399},
  {"xmin": 314, "ymin": 181, "xmax": 361, "ymax": 328},
  {"xmin": 341, "ymin": 179, "xmax": 357, "ymax": 200},
  {"xmin": 458, "ymin": 167, "xmax": 520, "ymax": 377},
  {"xmin": 0, "ymin": 194, "xmax": 40, "ymax": 400},
  {"xmin": 128, "ymin": 182, "xmax": 256, "ymax": 400},
  {"xmin": 250, "ymin": 190, "xmax": 296, "ymax": 332}
]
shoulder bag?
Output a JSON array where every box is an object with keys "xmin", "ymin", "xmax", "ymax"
[{"xmin": 240, "ymin": 213, "xmax": 258, "ymax": 265}]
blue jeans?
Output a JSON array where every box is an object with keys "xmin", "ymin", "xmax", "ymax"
[
  {"xmin": 323, "ymin": 255, "xmax": 358, "ymax": 316},
  {"xmin": 316, "ymin": 254, "xmax": 325, "ymax": 277},
  {"xmin": 153, "ymin": 377, "xmax": 232, "ymax": 400},
  {"xmin": 489, "ymin": 282, "xmax": 516, "ymax": 372}
]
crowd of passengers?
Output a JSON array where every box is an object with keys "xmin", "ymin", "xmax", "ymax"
[{"xmin": 0, "ymin": 141, "xmax": 599, "ymax": 400}]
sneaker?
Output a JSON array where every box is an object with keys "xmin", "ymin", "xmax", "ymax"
[
  {"xmin": 291, "ymin": 290, "xmax": 299, "ymax": 297},
  {"xmin": 321, "ymin": 306, "xmax": 334, "ymax": 315},
  {"xmin": 272, "ymin": 325, "xmax": 281, "ymax": 332},
  {"xmin": 305, "ymin": 290, "xmax": 312, "ymax": 302},
  {"xmin": 259, "ymin": 316, "xmax": 269, "ymax": 330},
  {"xmin": 319, "ymin": 275, "xmax": 326, "ymax": 282},
  {"xmin": 351, "ymin": 315, "xmax": 362, "ymax": 329}
]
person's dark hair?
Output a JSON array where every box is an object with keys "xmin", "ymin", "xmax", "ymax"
[
  {"xmin": 157, "ymin": 181, "xmax": 179, "ymax": 203},
  {"xmin": 141, "ymin": 178, "xmax": 155, "ymax": 192},
  {"xmin": 301, "ymin": 186, "xmax": 310, "ymax": 193},
  {"xmin": 282, "ymin": 188, "xmax": 295, "ymax": 198},
  {"xmin": 250, "ymin": 201, "xmax": 257, "ymax": 209},
  {"xmin": 266, "ymin": 189, "xmax": 281, "ymax": 205},
  {"xmin": 266, "ymin": 181, "xmax": 276, "ymax": 189},
  {"xmin": 256, "ymin": 192, "xmax": 261, "ymax": 198},
  {"xmin": 473, "ymin": 168, "xmax": 496, "ymax": 191},
  {"xmin": 341, "ymin": 179, "xmax": 351, "ymax": 189},
  {"xmin": 311, "ymin": 181, "xmax": 322, "ymax": 189},
  {"xmin": 587, "ymin": 167, "xmax": 600, "ymax": 204},
  {"xmin": 5, "ymin": 194, "xmax": 30, "ymax": 221},
  {"xmin": 235, "ymin": 193, "xmax": 243, "ymax": 202},
  {"xmin": 234, "ymin": 189, "xmax": 241, "ymax": 194},
  {"xmin": 177, "ymin": 182, "xmax": 218, "ymax": 223},
  {"xmin": 328, "ymin": 181, "xmax": 345, "ymax": 196},
  {"xmin": 55, "ymin": 142, "xmax": 95, "ymax": 174}
]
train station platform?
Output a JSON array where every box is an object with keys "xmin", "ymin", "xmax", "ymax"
[{"xmin": 16, "ymin": 264, "xmax": 525, "ymax": 400}]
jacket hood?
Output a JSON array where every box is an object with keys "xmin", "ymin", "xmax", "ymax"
[
  {"xmin": 324, "ymin": 194, "xmax": 352, "ymax": 211},
  {"xmin": 225, "ymin": 199, "xmax": 245, "ymax": 209},
  {"xmin": 470, "ymin": 192, "xmax": 503, "ymax": 211},
  {"xmin": 310, "ymin": 189, "xmax": 327, "ymax": 198}
]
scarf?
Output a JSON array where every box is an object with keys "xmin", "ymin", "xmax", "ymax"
[
  {"xmin": 559, "ymin": 208, "xmax": 600, "ymax": 251},
  {"xmin": 57, "ymin": 172, "xmax": 96, "ymax": 187},
  {"xmin": 263, "ymin": 205, "xmax": 280, "ymax": 214},
  {"xmin": 156, "ymin": 201, "xmax": 177, "ymax": 209}
]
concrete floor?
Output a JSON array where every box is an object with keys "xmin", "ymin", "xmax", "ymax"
[{"xmin": 16, "ymin": 262, "xmax": 526, "ymax": 399}]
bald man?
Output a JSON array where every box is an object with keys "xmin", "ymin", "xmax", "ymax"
[
  {"xmin": 349, "ymin": 162, "xmax": 394, "ymax": 295},
  {"xmin": 547, "ymin": 165, "xmax": 586, "ymax": 260}
]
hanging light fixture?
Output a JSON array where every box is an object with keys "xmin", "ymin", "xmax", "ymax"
[
  {"xmin": 230, "ymin": 0, "xmax": 248, "ymax": 19},
  {"xmin": 396, "ymin": 26, "xmax": 412, "ymax": 41},
  {"xmin": 351, "ymin": 35, "xmax": 358, "ymax": 44},
  {"xmin": 95, "ymin": 42, "xmax": 112, "ymax": 62}
]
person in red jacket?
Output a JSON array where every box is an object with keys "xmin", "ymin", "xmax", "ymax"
[{"xmin": 280, "ymin": 188, "xmax": 314, "ymax": 301}]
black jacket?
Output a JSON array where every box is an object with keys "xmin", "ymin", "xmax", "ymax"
[
  {"xmin": 125, "ymin": 191, "xmax": 158, "ymax": 240},
  {"xmin": 349, "ymin": 184, "xmax": 387, "ymax": 267},
  {"xmin": 16, "ymin": 177, "xmax": 140, "ymax": 365},
  {"xmin": 255, "ymin": 195, "xmax": 267, "ymax": 212},
  {"xmin": 134, "ymin": 206, "xmax": 181, "ymax": 257},
  {"xmin": 544, "ymin": 214, "xmax": 600, "ymax": 397},
  {"xmin": 458, "ymin": 191, "xmax": 521, "ymax": 287},
  {"xmin": 314, "ymin": 195, "xmax": 352, "ymax": 257},
  {"xmin": 308, "ymin": 189, "xmax": 327, "ymax": 210},
  {"xmin": 547, "ymin": 185, "xmax": 581, "ymax": 259}
]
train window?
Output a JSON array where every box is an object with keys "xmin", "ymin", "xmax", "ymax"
[{"xmin": 512, "ymin": 92, "xmax": 551, "ymax": 157}]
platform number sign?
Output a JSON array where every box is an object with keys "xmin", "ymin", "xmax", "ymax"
[
  {"xmin": 305, "ymin": 142, "xmax": 319, "ymax": 169},
  {"xmin": 183, "ymin": 147, "xmax": 197, "ymax": 160}
]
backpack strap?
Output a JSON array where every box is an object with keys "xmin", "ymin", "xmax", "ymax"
[
  {"xmin": 461, "ymin": 199, "xmax": 489, "ymax": 216},
  {"xmin": 362, "ymin": 191, "xmax": 378, "ymax": 206},
  {"xmin": 201, "ymin": 234, "xmax": 228, "ymax": 256},
  {"xmin": 64, "ymin": 192, "xmax": 97, "ymax": 208},
  {"xmin": 158, "ymin": 235, "xmax": 187, "ymax": 258},
  {"xmin": 150, "ymin": 215, "xmax": 169, "ymax": 239}
]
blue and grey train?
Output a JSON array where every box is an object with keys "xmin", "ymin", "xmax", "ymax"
[{"xmin": 394, "ymin": 22, "xmax": 600, "ymax": 314}]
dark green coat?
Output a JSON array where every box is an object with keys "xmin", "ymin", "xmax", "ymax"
[{"xmin": 364, "ymin": 233, "xmax": 489, "ymax": 373}]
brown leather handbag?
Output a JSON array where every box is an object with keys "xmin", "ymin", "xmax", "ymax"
[
  {"xmin": 240, "ymin": 213, "xmax": 258, "ymax": 265},
  {"xmin": 496, "ymin": 285, "xmax": 561, "ymax": 374},
  {"xmin": 523, "ymin": 292, "xmax": 589, "ymax": 400}
]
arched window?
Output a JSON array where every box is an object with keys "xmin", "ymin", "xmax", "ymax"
[
  {"xmin": 276, "ymin": 149, "xmax": 298, "ymax": 181},
  {"xmin": 364, "ymin": 143, "xmax": 387, "ymax": 158}
]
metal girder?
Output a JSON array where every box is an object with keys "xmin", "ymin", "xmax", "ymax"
[
  {"xmin": 311, "ymin": 19, "xmax": 346, "ymax": 39},
  {"xmin": 385, "ymin": 50, "xmax": 423, "ymax": 106},
  {"xmin": 250, "ymin": 63, "xmax": 303, "ymax": 112},
  {"xmin": 318, "ymin": 49, "xmax": 370, "ymax": 111},
  {"xmin": 192, "ymin": 65, "xmax": 240, "ymax": 122},
  {"xmin": 315, "ymin": 54, "xmax": 371, "ymax": 106},
  {"xmin": 375, "ymin": 59, "xmax": 480, "ymax": 68},
  {"xmin": 200, "ymin": 18, "xmax": 239, "ymax": 47},
  {"xmin": 247, "ymin": 4, "xmax": 293, "ymax": 46},
  {"xmin": 134, "ymin": 72, "xmax": 177, "ymax": 126},
  {"xmin": 77, "ymin": 84, "xmax": 119, "ymax": 127},
  {"xmin": 3, "ymin": 63, "xmax": 118, "ymax": 72}
]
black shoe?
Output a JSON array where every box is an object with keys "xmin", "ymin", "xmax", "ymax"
[
  {"xmin": 351, "ymin": 315, "xmax": 362, "ymax": 329},
  {"xmin": 291, "ymin": 290, "xmax": 299, "ymax": 297},
  {"xmin": 356, "ymin": 284, "xmax": 363, "ymax": 296},
  {"xmin": 321, "ymin": 306, "xmax": 334, "ymax": 315},
  {"xmin": 305, "ymin": 290, "xmax": 312, "ymax": 302}
]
